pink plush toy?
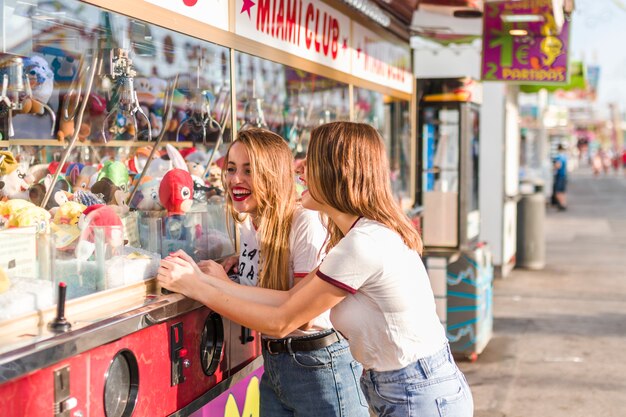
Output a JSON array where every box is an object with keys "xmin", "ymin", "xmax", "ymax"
[{"xmin": 75, "ymin": 204, "xmax": 124, "ymax": 260}]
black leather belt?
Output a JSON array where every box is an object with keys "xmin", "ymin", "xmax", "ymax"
[{"xmin": 263, "ymin": 331, "xmax": 342, "ymax": 355}]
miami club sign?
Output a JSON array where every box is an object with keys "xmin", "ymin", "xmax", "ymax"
[{"xmin": 235, "ymin": 0, "xmax": 351, "ymax": 72}]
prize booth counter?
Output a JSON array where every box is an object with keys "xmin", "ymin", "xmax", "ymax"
[
  {"xmin": 0, "ymin": 1, "xmax": 414, "ymax": 416},
  {"xmin": 416, "ymin": 77, "xmax": 493, "ymax": 361}
]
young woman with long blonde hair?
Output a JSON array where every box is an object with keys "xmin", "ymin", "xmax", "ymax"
[
  {"xmin": 192, "ymin": 128, "xmax": 368, "ymax": 417},
  {"xmin": 159, "ymin": 122, "xmax": 473, "ymax": 417}
]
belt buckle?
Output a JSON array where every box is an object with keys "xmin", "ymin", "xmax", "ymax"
[{"xmin": 265, "ymin": 339, "xmax": 279, "ymax": 355}]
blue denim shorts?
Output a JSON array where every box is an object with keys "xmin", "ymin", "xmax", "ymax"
[
  {"xmin": 260, "ymin": 330, "xmax": 369, "ymax": 417},
  {"xmin": 361, "ymin": 344, "xmax": 473, "ymax": 417}
]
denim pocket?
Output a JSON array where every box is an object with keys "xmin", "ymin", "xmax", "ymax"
[
  {"xmin": 373, "ymin": 379, "xmax": 409, "ymax": 406},
  {"xmin": 291, "ymin": 347, "xmax": 332, "ymax": 369},
  {"xmin": 350, "ymin": 360, "xmax": 368, "ymax": 407},
  {"xmin": 435, "ymin": 385, "xmax": 469, "ymax": 417}
]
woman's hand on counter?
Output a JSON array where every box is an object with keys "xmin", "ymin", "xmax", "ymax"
[{"xmin": 158, "ymin": 255, "xmax": 202, "ymax": 297}]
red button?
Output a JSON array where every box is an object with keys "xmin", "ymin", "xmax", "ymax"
[{"xmin": 178, "ymin": 348, "xmax": 188, "ymax": 358}]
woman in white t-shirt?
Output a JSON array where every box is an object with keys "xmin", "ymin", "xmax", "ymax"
[
  {"xmin": 159, "ymin": 122, "xmax": 473, "ymax": 417},
  {"xmin": 191, "ymin": 128, "xmax": 368, "ymax": 417}
]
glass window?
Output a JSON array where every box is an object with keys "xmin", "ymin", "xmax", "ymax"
[
  {"xmin": 234, "ymin": 51, "xmax": 349, "ymax": 154},
  {"xmin": 354, "ymin": 87, "xmax": 411, "ymax": 208},
  {"xmin": 0, "ymin": 0, "xmax": 235, "ymax": 317}
]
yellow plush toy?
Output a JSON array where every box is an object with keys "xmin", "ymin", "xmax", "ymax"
[
  {"xmin": 53, "ymin": 201, "xmax": 87, "ymax": 226},
  {"xmin": 8, "ymin": 206, "xmax": 52, "ymax": 233},
  {"xmin": 0, "ymin": 199, "xmax": 35, "ymax": 218}
]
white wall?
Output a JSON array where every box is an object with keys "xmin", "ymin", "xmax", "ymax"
[{"xmin": 479, "ymin": 83, "xmax": 506, "ymax": 272}]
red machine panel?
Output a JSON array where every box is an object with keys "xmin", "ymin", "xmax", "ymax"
[{"xmin": 0, "ymin": 306, "xmax": 233, "ymax": 416}]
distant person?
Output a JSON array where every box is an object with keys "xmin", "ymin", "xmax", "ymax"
[{"xmin": 552, "ymin": 144, "xmax": 568, "ymax": 211}]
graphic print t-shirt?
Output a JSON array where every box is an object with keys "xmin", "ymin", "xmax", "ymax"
[{"xmin": 237, "ymin": 207, "xmax": 332, "ymax": 336}]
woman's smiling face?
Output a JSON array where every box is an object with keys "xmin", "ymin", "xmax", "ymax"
[{"xmin": 225, "ymin": 141, "xmax": 258, "ymax": 217}]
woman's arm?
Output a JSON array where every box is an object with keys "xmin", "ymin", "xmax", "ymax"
[
  {"xmin": 168, "ymin": 251, "xmax": 290, "ymax": 306},
  {"xmin": 158, "ymin": 256, "xmax": 346, "ymax": 338}
]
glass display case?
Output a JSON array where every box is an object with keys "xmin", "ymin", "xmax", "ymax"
[{"xmin": 0, "ymin": 0, "xmax": 235, "ymax": 328}]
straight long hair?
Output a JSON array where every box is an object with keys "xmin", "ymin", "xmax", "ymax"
[
  {"xmin": 306, "ymin": 121, "xmax": 423, "ymax": 254},
  {"xmin": 222, "ymin": 129, "xmax": 296, "ymax": 291}
]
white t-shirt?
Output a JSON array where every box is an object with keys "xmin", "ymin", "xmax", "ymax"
[
  {"xmin": 317, "ymin": 218, "xmax": 447, "ymax": 372},
  {"xmin": 237, "ymin": 206, "xmax": 332, "ymax": 337}
]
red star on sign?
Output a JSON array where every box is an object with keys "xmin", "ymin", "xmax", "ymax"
[{"xmin": 241, "ymin": 0, "xmax": 255, "ymax": 18}]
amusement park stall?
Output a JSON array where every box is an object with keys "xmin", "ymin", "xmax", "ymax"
[{"xmin": 0, "ymin": 1, "xmax": 414, "ymax": 416}]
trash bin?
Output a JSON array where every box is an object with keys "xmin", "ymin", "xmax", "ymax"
[{"xmin": 516, "ymin": 181, "xmax": 546, "ymax": 269}]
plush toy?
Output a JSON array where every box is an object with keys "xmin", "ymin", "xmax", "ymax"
[
  {"xmin": 57, "ymin": 92, "xmax": 107, "ymax": 142},
  {"xmin": 90, "ymin": 177, "xmax": 119, "ymax": 204},
  {"xmin": 159, "ymin": 169, "xmax": 193, "ymax": 216},
  {"xmin": 72, "ymin": 190, "xmax": 105, "ymax": 207},
  {"xmin": 8, "ymin": 205, "xmax": 51, "ymax": 233},
  {"xmin": 96, "ymin": 160, "xmax": 130, "ymax": 192},
  {"xmin": 28, "ymin": 174, "xmax": 71, "ymax": 210},
  {"xmin": 0, "ymin": 152, "xmax": 34, "ymax": 200},
  {"xmin": 23, "ymin": 55, "xmax": 54, "ymax": 105},
  {"xmin": 135, "ymin": 76, "xmax": 168, "ymax": 138},
  {"xmin": 53, "ymin": 201, "xmax": 87, "ymax": 226},
  {"xmin": 0, "ymin": 199, "xmax": 34, "ymax": 219},
  {"xmin": 128, "ymin": 146, "xmax": 156, "ymax": 175},
  {"xmin": 90, "ymin": 177, "xmax": 129, "ymax": 215},
  {"xmin": 68, "ymin": 165, "xmax": 98, "ymax": 193},
  {"xmin": 75, "ymin": 204, "xmax": 124, "ymax": 260},
  {"xmin": 130, "ymin": 176, "xmax": 163, "ymax": 211}
]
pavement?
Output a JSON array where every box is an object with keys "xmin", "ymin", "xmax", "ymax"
[{"xmin": 457, "ymin": 166, "xmax": 626, "ymax": 417}]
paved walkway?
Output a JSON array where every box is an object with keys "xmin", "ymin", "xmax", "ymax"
[{"xmin": 458, "ymin": 166, "xmax": 626, "ymax": 417}]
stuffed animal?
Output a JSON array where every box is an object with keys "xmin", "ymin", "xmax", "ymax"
[
  {"xmin": 129, "ymin": 176, "xmax": 163, "ymax": 211},
  {"xmin": 8, "ymin": 205, "xmax": 51, "ymax": 233},
  {"xmin": 128, "ymin": 146, "xmax": 156, "ymax": 175},
  {"xmin": 96, "ymin": 160, "xmax": 130, "ymax": 192},
  {"xmin": 28, "ymin": 174, "xmax": 71, "ymax": 210},
  {"xmin": 0, "ymin": 199, "xmax": 34, "ymax": 219},
  {"xmin": 23, "ymin": 55, "xmax": 54, "ymax": 106},
  {"xmin": 159, "ymin": 169, "xmax": 193, "ymax": 216},
  {"xmin": 72, "ymin": 190, "xmax": 105, "ymax": 207},
  {"xmin": 90, "ymin": 178, "xmax": 129, "ymax": 216},
  {"xmin": 67, "ymin": 165, "xmax": 97, "ymax": 193},
  {"xmin": 0, "ymin": 199, "xmax": 34, "ymax": 228},
  {"xmin": 53, "ymin": 201, "xmax": 87, "ymax": 226},
  {"xmin": 0, "ymin": 152, "xmax": 34, "ymax": 200},
  {"xmin": 75, "ymin": 205, "xmax": 124, "ymax": 260},
  {"xmin": 57, "ymin": 93, "xmax": 107, "ymax": 142},
  {"xmin": 90, "ymin": 177, "xmax": 118, "ymax": 205}
]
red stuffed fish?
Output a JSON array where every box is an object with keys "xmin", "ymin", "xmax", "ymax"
[{"xmin": 159, "ymin": 168, "xmax": 194, "ymax": 216}]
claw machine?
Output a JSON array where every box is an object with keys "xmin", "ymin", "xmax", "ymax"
[{"xmin": 417, "ymin": 77, "xmax": 493, "ymax": 360}]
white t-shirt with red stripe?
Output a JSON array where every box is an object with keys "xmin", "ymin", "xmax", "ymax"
[
  {"xmin": 317, "ymin": 218, "xmax": 447, "ymax": 372},
  {"xmin": 238, "ymin": 206, "xmax": 332, "ymax": 337}
]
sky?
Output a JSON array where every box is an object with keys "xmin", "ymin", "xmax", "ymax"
[{"xmin": 570, "ymin": 0, "xmax": 626, "ymax": 115}]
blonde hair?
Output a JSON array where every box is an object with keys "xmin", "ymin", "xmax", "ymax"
[
  {"xmin": 223, "ymin": 128, "xmax": 295, "ymax": 291},
  {"xmin": 306, "ymin": 121, "xmax": 423, "ymax": 254}
]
